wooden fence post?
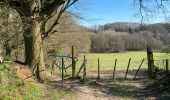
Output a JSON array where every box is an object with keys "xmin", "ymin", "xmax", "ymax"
[
  {"xmin": 72, "ymin": 46, "xmax": 76, "ymax": 77},
  {"xmin": 84, "ymin": 55, "xmax": 87, "ymax": 76},
  {"xmin": 83, "ymin": 55, "xmax": 87, "ymax": 83},
  {"xmin": 62, "ymin": 55, "xmax": 64, "ymax": 84},
  {"xmin": 98, "ymin": 58, "xmax": 100, "ymax": 82},
  {"xmin": 125, "ymin": 58, "xmax": 131, "ymax": 79},
  {"xmin": 113, "ymin": 59, "xmax": 117, "ymax": 79},
  {"xmin": 163, "ymin": 59, "xmax": 165, "ymax": 70},
  {"xmin": 166, "ymin": 59, "xmax": 169, "ymax": 73},
  {"xmin": 147, "ymin": 45, "xmax": 156, "ymax": 79},
  {"xmin": 133, "ymin": 58, "xmax": 145, "ymax": 80}
]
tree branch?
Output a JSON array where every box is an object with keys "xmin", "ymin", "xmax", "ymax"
[
  {"xmin": 44, "ymin": 0, "xmax": 78, "ymax": 38},
  {"xmin": 41, "ymin": 0, "xmax": 65, "ymax": 16},
  {"xmin": 136, "ymin": 0, "xmax": 169, "ymax": 23}
]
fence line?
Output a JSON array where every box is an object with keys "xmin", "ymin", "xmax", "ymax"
[{"xmin": 48, "ymin": 53, "xmax": 170, "ymax": 83}]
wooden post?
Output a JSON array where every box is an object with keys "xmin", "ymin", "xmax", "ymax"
[
  {"xmin": 133, "ymin": 58, "xmax": 145, "ymax": 80},
  {"xmin": 166, "ymin": 59, "xmax": 169, "ymax": 73},
  {"xmin": 163, "ymin": 59, "xmax": 165, "ymax": 70},
  {"xmin": 113, "ymin": 59, "xmax": 117, "ymax": 79},
  {"xmin": 61, "ymin": 55, "xmax": 64, "ymax": 84},
  {"xmin": 147, "ymin": 45, "xmax": 156, "ymax": 79},
  {"xmin": 125, "ymin": 58, "xmax": 131, "ymax": 79},
  {"xmin": 72, "ymin": 46, "xmax": 76, "ymax": 77},
  {"xmin": 84, "ymin": 55, "xmax": 87, "ymax": 76},
  {"xmin": 83, "ymin": 55, "xmax": 87, "ymax": 83},
  {"xmin": 98, "ymin": 58, "xmax": 100, "ymax": 82}
]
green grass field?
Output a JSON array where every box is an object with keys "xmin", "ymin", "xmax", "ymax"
[{"xmin": 76, "ymin": 51, "xmax": 170, "ymax": 71}]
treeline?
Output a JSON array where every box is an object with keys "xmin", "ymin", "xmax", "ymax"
[
  {"xmin": 88, "ymin": 22, "xmax": 170, "ymax": 53},
  {"xmin": 99, "ymin": 22, "xmax": 170, "ymax": 34},
  {"xmin": 90, "ymin": 33, "xmax": 162, "ymax": 53}
]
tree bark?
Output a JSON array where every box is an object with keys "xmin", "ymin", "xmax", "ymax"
[
  {"xmin": 31, "ymin": 20, "xmax": 46, "ymax": 81},
  {"xmin": 23, "ymin": 18, "xmax": 46, "ymax": 82}
]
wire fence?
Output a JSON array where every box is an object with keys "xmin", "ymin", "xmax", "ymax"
[
  {"xmin": 46, "ymin": 52, "xmax": 170, "ymax": 82},
  {"xmin": 76, "ymin": 55, "xmax": 170, "ymax": 70},
  {"xmin": 74, "ymin": 55, "xmax": 170, "ymax": 81}
]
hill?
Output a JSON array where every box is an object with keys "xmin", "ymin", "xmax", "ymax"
[{"xmin": 87, "ymin": 22, "xmax": 170, "ymax": 53}]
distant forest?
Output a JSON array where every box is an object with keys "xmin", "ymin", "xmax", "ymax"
[{"xmin": 86, "ymin": 22, "xmax": 170, "ymax": 53}]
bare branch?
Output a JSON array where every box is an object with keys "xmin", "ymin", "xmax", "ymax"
[
  {"xmin": 44, "ymin": 0, "xmax": 78, "ymax": 38},
  {"xmin": 136, "ymin": 0, "xmax": 169, "ymax": 23}
]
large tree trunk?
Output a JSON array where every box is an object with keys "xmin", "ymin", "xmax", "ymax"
[
  {"xmin": 31, "ymin": 20, "xmax": 46, "ymax": 81},
  {"xmin": 23, "ymin": 18, "xmax": 46, "ymax": 82}
]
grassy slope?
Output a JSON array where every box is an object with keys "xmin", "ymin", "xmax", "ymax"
[
  {"xmin": 0, "ymin": 63, "xmax": 75, "ymax": 100},
  {"xmin": 77, "ymin": 51, "xmax": 169, "ymax": 71}
]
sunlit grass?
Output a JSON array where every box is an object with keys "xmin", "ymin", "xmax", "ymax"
[{"xmin": 76, "ymin": 51, "xmax": 169, "ymax": 71}]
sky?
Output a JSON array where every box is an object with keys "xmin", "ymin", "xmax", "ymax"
[{"xmin": 70, "ymin": 0, "xmax": 169, "ymax": 27}]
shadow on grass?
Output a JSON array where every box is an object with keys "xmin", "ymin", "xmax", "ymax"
[
  {"xmin": 47, "ymin": 69, "xmax": 169, "ymax": 99},
  {"xmin": 48, "ymin": 77, "xmax": 146, "ymax": 99}
]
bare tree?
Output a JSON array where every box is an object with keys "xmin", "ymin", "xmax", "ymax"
[{"xmin": 0, "ymin": 0, "xmax": 78, "ymax": 82}]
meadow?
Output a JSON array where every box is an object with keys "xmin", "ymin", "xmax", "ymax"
[{"xmin": 77, "ymin": 51, "xmax": 170, "ymax": 71}]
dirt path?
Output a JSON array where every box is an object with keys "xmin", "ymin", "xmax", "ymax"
[
  {"xmin": 72, "ymin": 84, "xmax": 114, "ymax": 100},
  {"xmin": 50, "ymin": 80, "xmax": 115, "ymax": 100},
  {"xmin": 49, "ymin": 79, "xmax": 155, "ymax": 100},
  {"xmin": 47, "ymin": 70, "xmax": 158, "ymax": 100}
]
